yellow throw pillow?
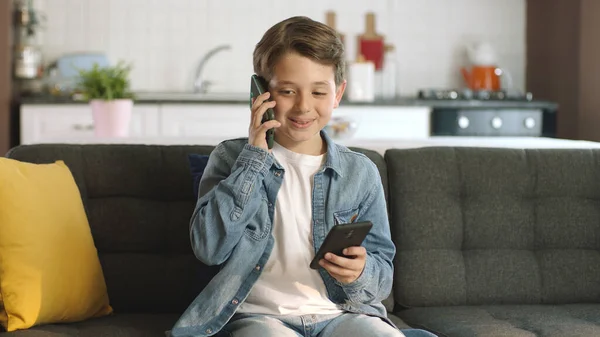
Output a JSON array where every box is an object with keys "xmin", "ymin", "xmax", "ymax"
[{"xmin": 0, "ymin": 158, "xmax": 112, "ymax": 331}]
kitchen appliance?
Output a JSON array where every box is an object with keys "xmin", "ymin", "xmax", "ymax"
[
  {"xmin": 418, "ymin": 88, "xmax": 533, "ymax": 101},
  {"xmin": 461, "ymin": 66, "xmax": 500, "ymax": 91},
  {"xmin": 43, "ymin": 53, "xmax": 110, "ymax": 97},
  {"xmin": 461, "ymin": 42, "xmax": 512, "ymax": 91},
  {"xmin": 419, "ymin": 89, "xmax": 556, "ymax": 137}
]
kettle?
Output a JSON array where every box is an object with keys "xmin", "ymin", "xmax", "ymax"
[{"xmin": 461, "ymin": 42, "xmax": 511, "ymax": 91}]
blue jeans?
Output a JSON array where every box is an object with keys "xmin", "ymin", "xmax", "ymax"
[{"xmin": 216, "ymin": 313, "xmax": 437, "ymax": 337}]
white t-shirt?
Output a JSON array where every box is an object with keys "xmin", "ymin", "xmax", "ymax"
[{"xmin": 237, "ymin": 142, "xmax": 342, "ymax": 315}]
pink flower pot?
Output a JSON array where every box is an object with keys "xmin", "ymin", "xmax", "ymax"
[{"xmin": 90, "ymin": 99, "xmax": 133, "ymax": 138}]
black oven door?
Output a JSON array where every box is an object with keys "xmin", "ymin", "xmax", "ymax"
[{"xmin": 431, "ymin": 108, "xmax": 556, "ymax": 137}]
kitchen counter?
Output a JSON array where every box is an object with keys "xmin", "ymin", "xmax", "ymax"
[{"xmin": 18, "ymin": 93, "xmax": 558, "ymax": 110}]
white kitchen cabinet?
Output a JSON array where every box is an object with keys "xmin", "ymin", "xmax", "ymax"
[
  {"xmin": 20, "ymin": 104, "xmax": 160, "ymax": 144},
  {"xmin": 19, "ymin": 103, "xmax": 431, "ymax": 145},
  {"xmin": 158, "ymin": 104, "xmax": 431, "ymax": 140},
  {"xmin": 333, "ymin": 106, "xmax": 430, "ymax": 139},
  {"xmin": 158, "ymin": 104, "xmax": 250, "ymax": 139}
]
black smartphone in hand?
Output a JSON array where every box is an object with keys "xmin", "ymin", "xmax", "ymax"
[
  {"xmin": 250, "ymin": 74, "xmax": 275, "ymax": 149},
  {"xmin": 309, "ymin": 221, "xmax": 373, "ymax": 270}
]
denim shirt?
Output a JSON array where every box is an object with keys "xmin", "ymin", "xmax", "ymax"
[{"xmin": 170, "ymin": 131, "xmax": 396, "ymax": 337}]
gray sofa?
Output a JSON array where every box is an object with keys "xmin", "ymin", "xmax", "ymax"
[{"xmin": 2, "ymin": 143, "xmax": 600, "ymax": 337}]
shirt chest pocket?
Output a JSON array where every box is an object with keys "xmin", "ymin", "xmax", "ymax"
[{"xmin": 333, "ymin": 207, "xmax": 360, "ymax": 225}]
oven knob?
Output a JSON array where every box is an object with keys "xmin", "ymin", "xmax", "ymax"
[
  {"xmin": 524, "ymin": 117, "xmax": 536, "ymax": 129},
  {"xmin": 491, "ymin": 116, "xmax": 503, "ymax": 129},
  {"xmin": 457, "ymin": 116, "xmax": 470, "ymax": 129}
]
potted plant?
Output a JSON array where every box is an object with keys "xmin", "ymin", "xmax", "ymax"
[{"xmin": 77, "ymin": 61, "xmax": 135, "ymax": 138}]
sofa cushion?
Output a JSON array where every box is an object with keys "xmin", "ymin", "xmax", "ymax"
[
  {"xmin": 397, "ymin": 304, "xmax": 600, "ymax": 337},
  {"xmin": 0, "ymin": 313, "xmax": 179, "ymax": 337},
  {"xmin": 0, "ymin": 158, "xmax": 112, "ymax": 331},
  {"xmin": 385, "ymin": 147, "xmax": 600, "ymax": 308}
]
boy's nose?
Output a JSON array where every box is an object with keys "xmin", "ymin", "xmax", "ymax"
[{"xmin": 294, "ymin": 93, "xmax": 312, "ymax": 114}]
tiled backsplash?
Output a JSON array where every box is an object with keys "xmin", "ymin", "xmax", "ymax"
[{"xmin": 35, "ymin": 0, "xmax": 526, "ymax": 96}]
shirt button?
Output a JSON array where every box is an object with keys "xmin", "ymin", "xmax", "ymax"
[
  {"xmin": 255, "ymin": 265, "xmax": 261, "ymax": 271},
  {"xmin": 205, "ymin": 329, "xmax": 212, "ymax": 334},
  {"xmin": 274, "ymin": 171, "xmax": 281, "ymax": 177},
  {"xmin": 268, "ymin": 202, "xmax": 273, "ymax": 207},
  {"xmin": 232, "ymin": 299, "xmax": 239, "ymax": 305}
]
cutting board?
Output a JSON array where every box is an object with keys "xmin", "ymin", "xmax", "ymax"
[
  {"xmin": 326, "ymin": 11, "xmax": 345, "ymax": 44},
  {"xmin": 357, "ymin": 13, "xmax": 384, "ymax": 70}
]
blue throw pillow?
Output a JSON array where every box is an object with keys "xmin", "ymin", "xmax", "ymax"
[{"xmin": 188, "ymin": 154, "xmax": 210, "ymax": 199}]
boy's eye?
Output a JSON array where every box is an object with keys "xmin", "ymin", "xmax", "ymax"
[
  {"xmin": 313, "ymin": 92, "xmax": 327, "ymax": 96},
  {"xmin": 278, "ymin": 90, "xmax": 294, "ymax": 95}
]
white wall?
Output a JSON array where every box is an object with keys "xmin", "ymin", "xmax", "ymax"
[{"xmin": 34, "ymin": 0, "xmax": 526, "ymax": 96}]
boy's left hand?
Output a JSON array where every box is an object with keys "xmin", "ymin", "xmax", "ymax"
[{"xmin": 319, "ymin": 246, "xmax": 366, "ymax": 284}]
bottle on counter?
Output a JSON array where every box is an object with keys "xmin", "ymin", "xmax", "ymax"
[{"xmin": 380, "ymin": 44, "xmax": 397, "ymax": 100}]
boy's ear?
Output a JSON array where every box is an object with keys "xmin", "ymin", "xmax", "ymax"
[{"xmin": 334, "ymin": 80, "xmax": 347, "ymax": 108}]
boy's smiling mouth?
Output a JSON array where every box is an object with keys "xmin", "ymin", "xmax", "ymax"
[{"xmin": 288, "ymin": 117, "xmax": 315, "ymax": 129}]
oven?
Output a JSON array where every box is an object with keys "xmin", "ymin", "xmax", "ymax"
[{"xmin": 419, "ymin": 89, "xmax": 557, "ymax": 137}]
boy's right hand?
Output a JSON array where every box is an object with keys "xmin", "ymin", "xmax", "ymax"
[{"xmin": 249, "ymin": 92, "xmax": 280, "ymax": 151}]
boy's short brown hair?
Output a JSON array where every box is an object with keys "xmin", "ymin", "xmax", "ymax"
[{"xmin": 253, "ymin": 16, "xmax": 346, "ymax": 87}]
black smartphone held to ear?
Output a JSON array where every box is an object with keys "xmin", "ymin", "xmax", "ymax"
[
  {"xmin": 309, "ymin": 221, "xmax": 373, "ymax": 270},
  {"xmin": 250, "ymin": 74, "xmax": 275, "ymax": 149}
]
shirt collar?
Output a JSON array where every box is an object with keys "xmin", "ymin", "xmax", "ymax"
[
  {"xmin": 320, "ymin": 130, "xmax": 344, "ymax": 177},
  {"xmin": 269, "ymin": 130, "xmax": 345, "ymax": 177}
]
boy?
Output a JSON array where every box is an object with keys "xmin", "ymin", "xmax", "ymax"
[{"xmin": 171, "ymin": 16, "xmax": 437, "ymax": 337}]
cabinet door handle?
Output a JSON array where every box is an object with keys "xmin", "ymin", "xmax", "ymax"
[{"xmin": 73, "ymin": 124, "xmax": 95, "ymax": 131}]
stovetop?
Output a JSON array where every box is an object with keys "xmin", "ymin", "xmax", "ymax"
[{"xmin": 418, "ymin": 89, "xmax": 534, "ymax": 101}]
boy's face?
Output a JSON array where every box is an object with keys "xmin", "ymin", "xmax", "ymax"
[{"xmin": 269, "ymin": 52, "xmax": 346, "ymax": 152}]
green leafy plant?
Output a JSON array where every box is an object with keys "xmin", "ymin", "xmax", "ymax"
[{"xmin": 77, "ymin": 61, "xmax": 135, "ymax": 101}]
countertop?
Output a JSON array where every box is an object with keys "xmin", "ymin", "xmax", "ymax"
[{"xmin": 17, "ymin": 93, "xmax": 559, "ymax": 110}]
